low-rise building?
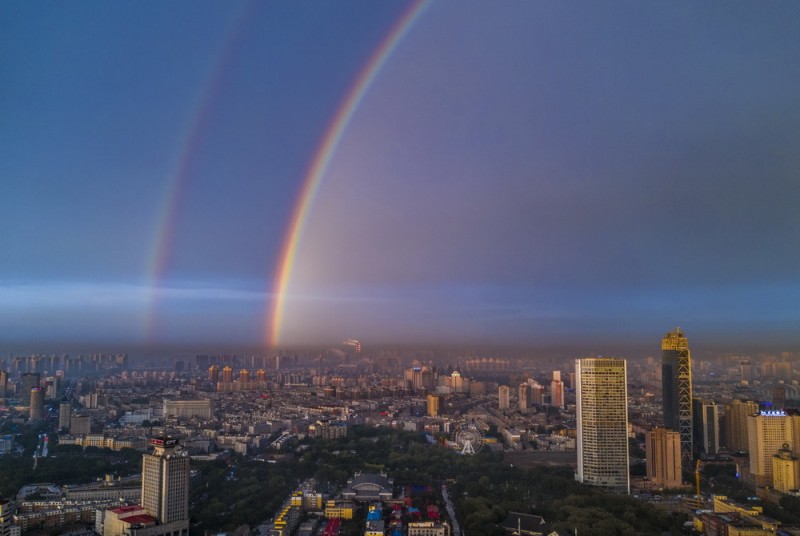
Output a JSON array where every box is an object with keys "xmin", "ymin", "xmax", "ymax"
[{"xmin": 408, "ymin": 521, "xmax": 451, "ymax": 536}]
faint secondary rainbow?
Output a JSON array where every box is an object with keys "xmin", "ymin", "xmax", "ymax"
[
  {"xmin": 144, "ymin": 2, "xmax": 254, "ymax": 342},
  {"xmin": 268, "ymin": 0, "xmax": 429, "ymax": 347}
]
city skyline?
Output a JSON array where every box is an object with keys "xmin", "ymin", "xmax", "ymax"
[{"xmin": 4, "ymin": 3, "xmax": 800, "ymax": 349}]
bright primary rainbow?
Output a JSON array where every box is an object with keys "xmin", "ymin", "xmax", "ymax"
[{"xmin": 267, "ymin": 0, "xmax": 429, "ymax": 348}]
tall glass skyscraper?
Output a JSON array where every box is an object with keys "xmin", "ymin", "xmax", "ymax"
[
  {"xmin": 575, "ymin": 357, "xmax": 630, "ymax": 493},
  {"xmin": 662, "ymin": 328, "xmax": 693, "ymax": 464}
]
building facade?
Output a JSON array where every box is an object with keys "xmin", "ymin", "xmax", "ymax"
[{"xmin": 575, "ymin": 357, "xmax": 630, "ymax": 493}]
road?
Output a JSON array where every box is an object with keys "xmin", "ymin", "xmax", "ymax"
[{"xmin": 441, "ymin": 484, "xmax": 461, "ymax": 536}]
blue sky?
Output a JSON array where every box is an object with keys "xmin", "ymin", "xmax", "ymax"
[{"xmin": 3, "ymin": 2, "xmax": 800, "ymax": 349}]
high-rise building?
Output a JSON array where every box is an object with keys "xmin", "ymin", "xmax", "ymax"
[
  {"xmin": 662, "ymin": 328, "xmax": 693, "ymax": 464},
  {"xmin": 208, "ymin": 365, "xmax": 219, "ymax": 383},
  {"xmin": 724, "ymin": 400, "xmax": 759, "ymax": 452},
  {"xmin": 693, "ymin": 399, "xmax": 720, "ymax": 456},
  {"xmin": 141, "ymin": 438, "xmax": 189, "ymax": 526},
  {"xmin": 58, "ymin": 400, "xmax": 71, "ymax": 430},
  {"xmin": 498, "ymin": 386, "xmax": 510, "ymax": 410},
  {"xmin": 20, "ymin": 373, "xmax": 40, "ymax": 406},
  {"xmin": 221, "ymin": 366, "xmax": 232, "ymax": 383},
  {"xmin": 645, "ymin": 427, "xmax": 682, "ymax": 488},
  {"xmin": 426, "ymin": 394, "xmax": 439, "ymax": 417},
  {"xmin": 646, "ymin": 427, "xmax": 682, "ymax": 489},
  {"xmin": 0, "ymin": 371, "xmax": 8, "ymax": 399},
  {"xmin": 29, "ymin": 388, "xmax": 44, "ymax": 421},
  {"xmin": 550, "ymin": 371, "xmax": 565, "ymax": 408},
  {"xmin": 530, "ymin": 382, "xmax": 544, "ymax": 405},
  {"xmin": 518, "ymin": 383, "xmax": 529, "ymax": 411},
  {"xmin": 575, "ymin": 357, "xmax": 630, "ymax": 493},
  {"xmin": 747, "ymin": 410, "xmax": 800, "ymax": 487}
]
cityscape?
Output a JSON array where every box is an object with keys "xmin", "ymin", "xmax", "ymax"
[
  {"xmin": 3, "ymin": 3, "xmax": 800, "ymax": 536},
  {"xmin": 0, "ymin": 332, "xmax": 798, "ymax": 536}
]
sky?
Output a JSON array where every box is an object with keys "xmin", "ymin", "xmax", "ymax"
[{"xmin": 2, "ymin": 2, "xmax": 800, "ymax": 351}]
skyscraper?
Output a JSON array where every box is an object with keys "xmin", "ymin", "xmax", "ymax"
[
  {"xmin": 693, "ymin": 398, "xmax": 720, "ymax": 456},
  {"xmin": 662, "ymin": 328, "xmax": 693, "ymax": 464},
  {"xmin": 29, "ymin": 388, "xmax": 44, "ymax": 421},
  {"xmin": 141, "ymin": 438, "xmax": 189, "ymax": 527},
  {"xmin": 575, "ymin": 357, "xmax": 630, "ymax": 493}
]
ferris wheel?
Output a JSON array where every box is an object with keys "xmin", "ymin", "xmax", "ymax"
[{"xmin": 453, "ymin": 422, "xmax": 484, "ymax": 455}]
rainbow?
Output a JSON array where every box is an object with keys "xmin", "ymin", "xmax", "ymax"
[
  {"xmin": 267, "ymin": 0, "xmax": 429, "ymax": 347},
  {"xmin": 145, "ymin": 3, "xmax": 254, "ymax": 342}
]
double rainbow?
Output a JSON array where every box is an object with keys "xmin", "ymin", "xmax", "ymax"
[{"xmin": 144, "ymin": 1, "xmax": 428, "ymax": 346}]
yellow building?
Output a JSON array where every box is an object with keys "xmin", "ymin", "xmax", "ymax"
[
  {"xmin": 747, "ymin": 410, "xmax": 800, "ymax": 485},
  {"xmin": 426, "ymin": 394, "xmax": 439, "ymax": 417},
  {"xmin": 324, "ymin": 500, "xmax": 354, "ymax": 520}
]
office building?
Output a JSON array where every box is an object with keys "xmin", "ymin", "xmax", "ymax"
[
  {"xmin": 662, "ymin": 328, "xmax": 693, "ymax": 464},
  {"xmin": 575, "ymin": 357, "xmax": 630, "ymax": 493},
  {"xmin": 29, "ymin": 388, "xmax": 44, "ymax": 421},
  {"xmin": 498, "ymin": 386, "xmax": 510, "ymax": 410},
  {"xmin": 141, "ymin": 438, "xmax": 189, "ymax": 526},
  {"xmin": 645, "ymin": 427, "xmax": 682, "ymax": 488},
  {"xmin": 724, "ymin": 400, "xmax": 759, "ymax": 452}
]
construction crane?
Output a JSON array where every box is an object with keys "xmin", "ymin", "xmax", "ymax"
[{"xmin": 695, "ymin": 460, "xmax": 700, "ymax": 496}]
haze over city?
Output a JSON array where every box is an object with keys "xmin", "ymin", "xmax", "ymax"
[{"xmin": 3, "ymin": 2, "xmax": 800, "ymax": 351}]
